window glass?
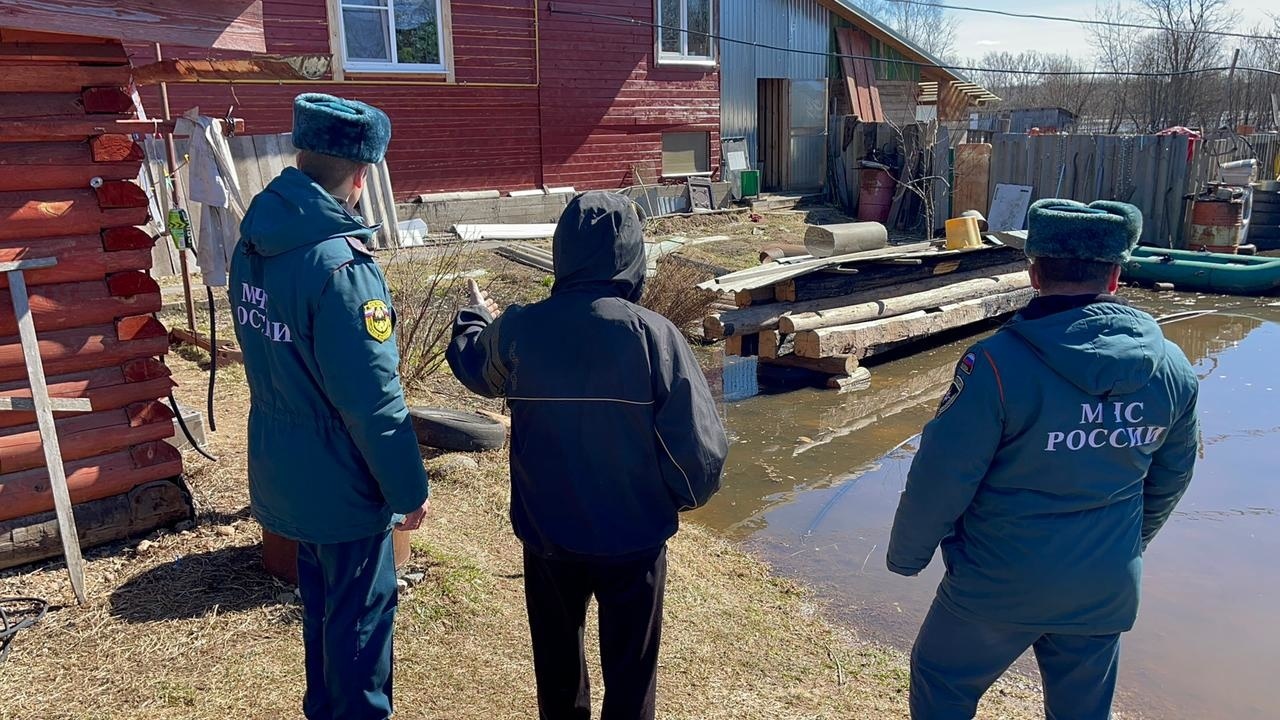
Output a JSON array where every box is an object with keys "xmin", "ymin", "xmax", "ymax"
[
  {"xmin": 663, "ymin": 132, "xmax": 711, "ymax": 175},
  {"xmin": 394, "ymin": 0, "xmax": 441, "ymax": 65},
  {"xmin": 343, "ymin": 6, "xmax": 392, "ymax": 62},
  {"xmin": 686, "ymin": 0, "xmax": 712, "ymax": 58},
  {"xmin": 659, "ymin": 0, "xmax": 681, "ymax": 54}
]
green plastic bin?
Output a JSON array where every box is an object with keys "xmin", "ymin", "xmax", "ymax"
[{"xmin": 739, "ymin": 170, "xmax": 760, "ymax": 199}]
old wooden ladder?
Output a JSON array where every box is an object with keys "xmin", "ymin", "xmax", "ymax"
[{"xmin": 0, "ymin": 258, "xmax": 94, "ymax": 604}]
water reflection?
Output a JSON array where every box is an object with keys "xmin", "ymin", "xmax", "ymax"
[{"xmin": 694, "ymin": 291, "xmax": 1280, "ymax": 719}]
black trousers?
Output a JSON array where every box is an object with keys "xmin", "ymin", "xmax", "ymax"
[{"xmin": 523, "ymin": 544, "xmax": 668, "ymax": 720}]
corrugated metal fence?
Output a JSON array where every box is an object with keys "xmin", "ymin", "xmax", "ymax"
[
  {"xmin": 720, "ymin": 0, "xmax": 830, "ymax": 175},
  {"xmin": 987, "ymin": 133, "xmax": 1280, "ymax": 247}
]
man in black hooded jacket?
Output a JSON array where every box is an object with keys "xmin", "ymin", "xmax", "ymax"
[{"xmin": 447, "ymin": 191, "xmax": 728, "ymax": 720}]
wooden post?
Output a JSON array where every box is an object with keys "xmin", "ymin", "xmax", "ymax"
[
  {"xmin": 2, "ymin": 257, "xmax": 91, "ymax": 604},
  {"xmin": 155, "ymin": 43, "xmax": 197, "ymax": 335}
]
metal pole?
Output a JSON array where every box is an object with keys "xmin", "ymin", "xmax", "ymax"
[{"xmin": 155, "ymin": 42, "xmax": 198, "ymax": 334}]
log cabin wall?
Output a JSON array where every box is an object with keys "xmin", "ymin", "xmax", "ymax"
[{"xmin": 0, "ymin": 29, "xmax": 184, "ymax": 530}]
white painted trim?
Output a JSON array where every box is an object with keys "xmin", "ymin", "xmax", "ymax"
[{"xmin": 660, "ymin": 171, "xmax": 714, "ymax": 179}]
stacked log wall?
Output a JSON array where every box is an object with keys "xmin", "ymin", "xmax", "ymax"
[{"xmin": 0, "ymin": 29, "xmax": 184, "ymax": 534}]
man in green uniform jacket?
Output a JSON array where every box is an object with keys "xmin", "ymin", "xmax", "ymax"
[
  {"xmin": 229, "ymin": 94, "xmax": 429, "ymax": 720},
  {"xmin": 888, "ymin": 199, "xmax": 1200, "ymax": 720}
]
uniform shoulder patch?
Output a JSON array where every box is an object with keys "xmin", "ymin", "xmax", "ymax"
[
  {"xmin": 936, "ymin": 375, "xmax": 965, "ymax": 417},
  {"xmin": 959, "ymin": 351, "xmax": 977, "ymax": 375},
  {"xmin": 346, "ymin": 236, "xmax": 376, "ymax": 257},
  {"xmin": 363, "ymin": 299, "xmax": 393, "ymax": 342}
]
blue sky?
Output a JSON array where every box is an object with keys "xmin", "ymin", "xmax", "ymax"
[{"xmin": 952, "ymin": 0, "xmax": 1276, "ymax": 60}]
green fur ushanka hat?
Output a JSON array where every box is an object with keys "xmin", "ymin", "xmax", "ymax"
[
  {"xmin": 292, "ymin": 93, "xmax": 391, "ymax": 164},
  {"xmin": 1025, "ymin": 199, "xmax": 1143, "ymax": 264}
]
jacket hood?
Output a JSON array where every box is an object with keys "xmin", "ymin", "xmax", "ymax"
[
  {"xmin": 239, "ymin": 167, "xmax": 378, "ymax": 257},
  {"xmin": 1006, "ymin": 299, "xmax": 1167, "ymax": 396},
  {"xmin": 552, "ymin": 191, "xmax": 646, "ymax": 301}
]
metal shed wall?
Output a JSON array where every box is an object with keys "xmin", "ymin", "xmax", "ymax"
[{"xmin": 721, "ymin": 0, "xmax": 831, "ymax": 171}]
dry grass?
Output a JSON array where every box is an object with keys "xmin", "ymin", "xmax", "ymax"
[{"xmin": 640, "ymin": 257, "xmax": 719, "ymax": 337}]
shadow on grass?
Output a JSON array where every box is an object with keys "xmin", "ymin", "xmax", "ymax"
[{"xmin": 108, "ymin": 544, "xmax": 285, "ymax": 623}]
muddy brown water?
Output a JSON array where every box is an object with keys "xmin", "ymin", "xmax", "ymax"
[{"xmin": 694, "ymin": 290, "xmax": 1280, "ymax": 719}]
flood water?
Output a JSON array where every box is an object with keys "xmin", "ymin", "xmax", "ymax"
[{"xmin": 694, "ymin": 290, "xmax": 1280, "ymax": 719}]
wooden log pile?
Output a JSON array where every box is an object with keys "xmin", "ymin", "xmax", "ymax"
[
  {"xmin": 0, "ymin": 29, "xmax": 189, "ymax": 568},
  {"xmin": 706, "ymin": 241, "xmax": 1032, "ymax": 390}
]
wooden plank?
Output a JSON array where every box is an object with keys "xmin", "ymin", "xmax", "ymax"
[
  {"xmin": 0, "ymin": 118, "xmax": 179, "ymax": 142},
  {"xmin": 780, "ymin": 271, "xmax": 1030, "ymax": 333},
  {"xmin": 0, "ymin": 479, "xmax": 191, "ymax": 572},
  {"xmin": 6, "ymin": 266, "xmax": 85, "ymax": 602},
  {"xmin": 957, "ymin": 142, "xmax": 993, "ymax": 215},
  {"xmin": 0, "ymin": 440, "xmax": 183, "ymax": 523},
  {"xmin": 0, "ymin": 30, "xmax": 116, "ymax": 44},
  {"xmin": 828, "ymin": 366, "xmax": 873, "ymax": 392},
  {"xmin": 795, "ymin": 288, "xmax": 1035, "ymax": 359},
  {"xmin": 777, "ymin": 248, "xmax": 1027, "ymax": 303},
  {"xmin": 0, "ymin": 1, "xmax": 267, "ymax": 53},
  {"xmin": 0, "ymin": 161, "xmax": 139, "ymax": 193},
  {"xmin": 0, "ymin": 397, "xmax": 91, "ymax": 412}
]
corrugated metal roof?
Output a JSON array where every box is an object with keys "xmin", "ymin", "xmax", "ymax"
[{"xmin": 697, "ymin": 242, "xmax": 934, "ymax": 292}]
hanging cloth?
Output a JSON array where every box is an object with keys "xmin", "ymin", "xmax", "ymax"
[{"xmin": 180, "ymin": 110, "xmax": 246, "ymax": 287}]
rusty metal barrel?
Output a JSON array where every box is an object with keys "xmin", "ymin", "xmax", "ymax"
[{"xmin": 1189, "ymin": 191, "xmax": 1246, "ymax": 254}]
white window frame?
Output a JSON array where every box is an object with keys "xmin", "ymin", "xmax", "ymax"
[
  {"xmin": 331, "ymin": 0, "xmax": 452, "ymax": 75},
  {"xmin": 655, "ymin": 0, "xmax": 716, "ymax": 67}
]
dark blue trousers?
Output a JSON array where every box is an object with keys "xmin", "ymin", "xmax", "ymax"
[
  {"xmin": 297, "ymin": 531, "xmax": 398, "ymax": 720},
  {"xmin": 911, "ymin": 600, "xmax": 1120, "ymax": 720}
]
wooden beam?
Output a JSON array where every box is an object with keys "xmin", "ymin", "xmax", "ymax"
[
  {"xmin": 81, "ymin": 87, "xmax": 134, "ymax": 114},
  {"xmin": 131, "ymin": 56, "xmax": 333, "ymax": 85},
  {"xmin": 0, "ymin": 370, "xmax": 174, "ymax": 430},
  {"xmin": 0, "ymin": 404, "xmax": 174, "ymax": 474},
  {"xmin": 94, "ymin": 181, "xmax": 150, "ymax": 209},
  {"xmin": 168, "ymin": 327, "xmax": 243, "ymax": 367},
  {"xmin": 794, "ymin": 289, "xmax": 1034, "ymax": 359},
  {"xmin": 0, "ymin": 1, "xmax": 267, "ymax": 53},
  {"xmin": 0, "ymin": 280, "xmax": 161, "ymax": 336},
  {"xmin": 0, "ymin": 236, "xmax": 152, "ymax": 287},
  {"xmin": 0, "ymin": 323, "xmax": 169, "ymax": 383},
  {"xmin": 759, "ymin": 354, "xmax": 859, "ymax": 376},
  {"xmin": 779, "ymin": 272, "xmax": 1030, "ymax": 333},
  {"xmin": 0, "ymin": 41, "xmax": 128, "ymax": 65},
  {"xmin": 0, "ymin": 479, "xmax": 191, "ymax": 572},
  {"xmin": 0, "ymin": 118, "xmax": 178, "ymax": 142},
  {"xmin": 0, "ymin": 189, "xmax": 150, "ymax": 242},
  {"xmin": 0, "ymin": 64, "xmax": 131, "ymax": 93},
  {"xmin": 0, "ymin": 397, "xmax": 92, "ymax": 412},
  {"xmin": 0, "ymin": 440, "xmax": 183, "ymax": 523}
]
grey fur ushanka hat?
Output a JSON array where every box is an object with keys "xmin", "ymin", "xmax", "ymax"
[
  {"xmin": 1025, "ymin": 199, "xmax": 1143, "ymax": 264},
  {"xmin": 292, "ymin": 93, "xmax": 391, "ymax": 164}
]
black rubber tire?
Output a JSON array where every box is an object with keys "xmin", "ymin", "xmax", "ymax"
[{"xmin": 409, "ymin": 407, "xmax": 507, "ymax": 452}]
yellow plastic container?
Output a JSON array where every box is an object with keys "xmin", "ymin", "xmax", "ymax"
[{"xmin": 945, "ymin": 216, "xmax": 982, "ymax": 250}]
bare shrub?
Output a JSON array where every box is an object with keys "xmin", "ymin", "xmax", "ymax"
[
  {"xmin": 640, "ymin": 255, "xmax": 719, "ymax": 338},
  {"xmin": 383, "ymin": 242, "xmax": 474, "ymax": 391}
]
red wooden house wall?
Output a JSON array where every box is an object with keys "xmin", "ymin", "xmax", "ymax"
[{"xmin": 135, "ymin": 0, "xmax": 719, "ymax": 199}]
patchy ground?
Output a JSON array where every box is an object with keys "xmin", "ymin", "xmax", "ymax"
[{"xmin": 0, "ymin": 212, "xmax": 1049, "ymax": 720}]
